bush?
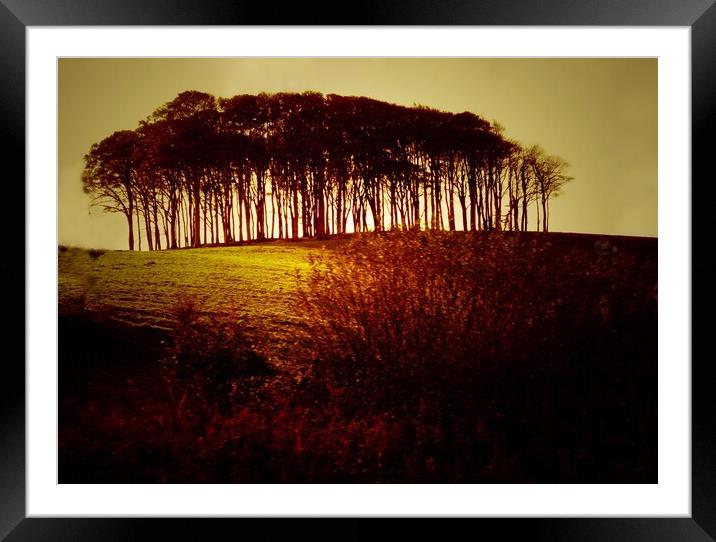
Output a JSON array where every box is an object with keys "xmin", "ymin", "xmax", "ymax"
[
  {"xmin": 296, "ymin": 230, "xmax": 657, "ymax": 481},
  {"xmin": 299, "ymin": 232, "xmax": 554, "ymax": 405},
  {"xmin": 161, "ymin": 294, "xmax": 271, "ymax": 433}
]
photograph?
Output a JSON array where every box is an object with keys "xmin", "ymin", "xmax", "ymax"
[{"xmin": 57, "ymin": 57, "xmax": 658, "ymax": 484}]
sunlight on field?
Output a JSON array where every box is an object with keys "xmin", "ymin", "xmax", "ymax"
[{"xmin": 58, "ymin": 242, "xmax": 332, "ymax": 360}]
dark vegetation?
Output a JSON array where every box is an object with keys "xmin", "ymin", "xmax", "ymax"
[
  {"xmin": 82, "ymin": 91, "xmax": 571, "ymax": 251},
  {"xmin": 59, "ymin": 231, "xmax": 657, "ymax": 483},
  {"xmin": 87, "ymin": 248, "xmax": 105, "ymax": 260}
]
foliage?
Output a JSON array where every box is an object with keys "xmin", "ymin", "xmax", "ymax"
[
  {"xmin": 160, "ymin": 294, "xmax": 271, "ymax": 432},
  {"xmin": 295, "ymin": 231, "xmax": 657, "ymax": 480},
  {"xmin": 59, "ymin": 233, "xmax": 657, "ymax": 483},
  {"xmin": 82, "ymin": 91, "xmax": 572, "ymax": 251}
]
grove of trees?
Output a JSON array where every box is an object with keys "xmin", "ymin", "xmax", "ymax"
[{"xmin": 82, "ymin": 90, "xmax": 572, "ymax": 250}]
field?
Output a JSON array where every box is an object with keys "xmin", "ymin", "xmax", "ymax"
[
  {"xmin": 58, "ymin": 232, "xmax": 658, "ymax": 483},
  {"xmin": 59, "ymin": 241, "xmax": 334, "ymax": 360}
]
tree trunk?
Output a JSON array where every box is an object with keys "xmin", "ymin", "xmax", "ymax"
[
  {"xmin": 153, "ymin": 197, "xmax": 161, "ymax": 250},
  {"xmin": 169, "ymin": 192, "xmax": 177, "ymax": 249},
  {"xmin": 458, "ymin": 195, "xmax": 467, "ymax": 231},
  {"xmin": 126, "ymin": 183, "xmax": 135, "ymax": 250},
  {"xmin": 192, "ymin": 176, "xmax": 201, "ymax": 247},
  {"xmin": 292, "ymin": 186, "xmax": 299, "ymax": 239},
  {"xmin": 126, "ymin": 212, "xmax": 134, "ymax": 251},
  {"xmin": 467, "ymin": 170, "xmax": 477, "ymax": 231},
  {"xmin": 136, "ymin": 205, "xmax": 142, "ymax": 251}
]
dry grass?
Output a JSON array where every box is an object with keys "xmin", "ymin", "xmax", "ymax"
[
  {"xmin": 59, "ymin": 232, "xmax": 657, "ymax": 483},
  {"xmin": 58, "ymin": 241, "xmax": 333, "ymax": 365}
]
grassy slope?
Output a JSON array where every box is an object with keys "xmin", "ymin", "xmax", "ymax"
[{"xmin": 59, "ymin": 240, "xmax": 340, "ymax": 364}]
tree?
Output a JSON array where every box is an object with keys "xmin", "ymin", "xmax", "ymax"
[
  {"xmin": 148, "ymin": 91, "xmax": 218, "ymax": 247},
  {"xmin": 83, "ymin": 91, "xmax": 573, "ymax": 249},
  {"xmin": 82, "ymin": 130, "xmax": 141, "ymax": 250},
  {"xmin": 526, "ymin": 146, "xmax": 573, "ymax": 232}
]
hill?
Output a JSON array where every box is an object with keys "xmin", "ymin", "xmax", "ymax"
[{"xmin": 58, "ymin": 231, "xmax": 657, "ymax": 483}]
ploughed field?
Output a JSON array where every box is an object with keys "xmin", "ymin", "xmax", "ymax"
[{"xmin": 58, "ymin": 231, "xmax": 658, "ymax": 483}]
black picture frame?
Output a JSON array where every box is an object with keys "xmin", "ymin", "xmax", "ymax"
[{"xmin": 2, "ymin": 1, "xmax": 710, "ymax": 540}]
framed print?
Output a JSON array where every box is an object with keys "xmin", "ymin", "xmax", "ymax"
[{"xmin": 3, "ymin": 0, "xmax": 710, "ymax": 540}]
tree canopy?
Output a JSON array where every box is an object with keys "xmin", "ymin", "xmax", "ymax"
[{"xmin": 82, "ymin": 90, "xmax": 572, "ymax": 250}]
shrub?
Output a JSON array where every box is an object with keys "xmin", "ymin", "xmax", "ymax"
[
  {"xmin": 298, "ymin": 231, "xmax": 555, "ymax": 407},
  {"xmin": 88, "ymin": 248, "xmax": 105, "ymax": 259},
  {"xmin": 161, "ymin": 294, "xmax": 272, "ymax": 432},
  {"xmin": 296, "ymin": 230, "xmax": 657, "ymax": 481}
]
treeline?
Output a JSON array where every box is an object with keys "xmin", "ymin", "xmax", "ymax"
[{"xmin": 82, "ymin": 90, "xmax": 572, "ymax": 250}]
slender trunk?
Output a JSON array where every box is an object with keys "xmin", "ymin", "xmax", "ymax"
[
  {"xmin": 337, "ymin": 185, "xmax": 342, "ymax": 235},
  {"xmin": 447, "ymin": 185, "xmax": 456, "ymax": 231},
  {"xmin": 276, "ymin": 189, "xmax": 283, "ymax": 240},
  {"xmin": 292, "ymin": 185, "xmax": 299, "ymax": 239},
  {"xmin": 255, "ymin": 170, "xmax": 266, "ymax": 240},
  {"xmin": 536, "ymin": 198, "xmax": 541, "ymax": 232},
  {"xmin": 270, "ymin": 186, "xmax": 275, "ymax": 239},
  {"xmin": 314, "ymin": 170, "xmax": 325, "ymax": 238},
  {"xmin": 136, "ymin": 205, "xmax": 142, "ymax": 251},
  {"xmin": 203, "ymin": 192, "xmax": 208, "ymax": 245},
  {"xmin": 237, "ymin": 188, "xmax": 244, "ymax": 242},
  {"xmin": 169, "ymin": 191, "xmax": 177, "ymax": 249},
  {"xmin": 192, "ymin": 175, "xmax": 201, "ymax": 247},
  {"xmin": 215, "ymin": 191, "xmax": 220, "ymax": 244},
  {"xmin": 143, "ymin": 200, "xmax": 154, "ymax": 251},
  {"xmin": 301, "ymin": 176, "xmax": 309, "ymax": 238},
  {"xmin": 467, "ymin": 169, "xmax": 477, "ymax": 231},
  {"xmin": 126, "ymin": 182, "xmax": 135, "ymax": 251},
  {"xmin": 423, "ymin": 174, "xmax": 429, "ymax": 229},
  {"xmin": 153, "ymin": 196, "xmax": 161, "ymax": 250},
  {"xmin": 181, "ymin": 196, "xmax": 189, "ymax": 247},
  {"xmin": 458, "ymin": 195, "xmax": 467, "ymax": 231},
  {"xmin": 243, "ymin": 176, "xmax": 252, "ymax": 241},
  {"xmin": 126, "ymin": 212, "xmax": 134, "ymax": 251}
]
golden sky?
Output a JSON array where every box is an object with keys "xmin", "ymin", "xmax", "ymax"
[{"xmin": 58, "ymin": 58, "xmax": 657, "ymax": 249}]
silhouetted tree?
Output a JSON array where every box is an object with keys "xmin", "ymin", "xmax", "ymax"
[
  {"xmin": 83, "ymin": 91, "xmax": 573, "ymax": 249},
  {"xmin": 526, "ymin": 146, "xmax": 573, "ymax": 232},
  {"xmin": 82, "ymin": 130, "xmax": 142, "ymax": 250}
]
